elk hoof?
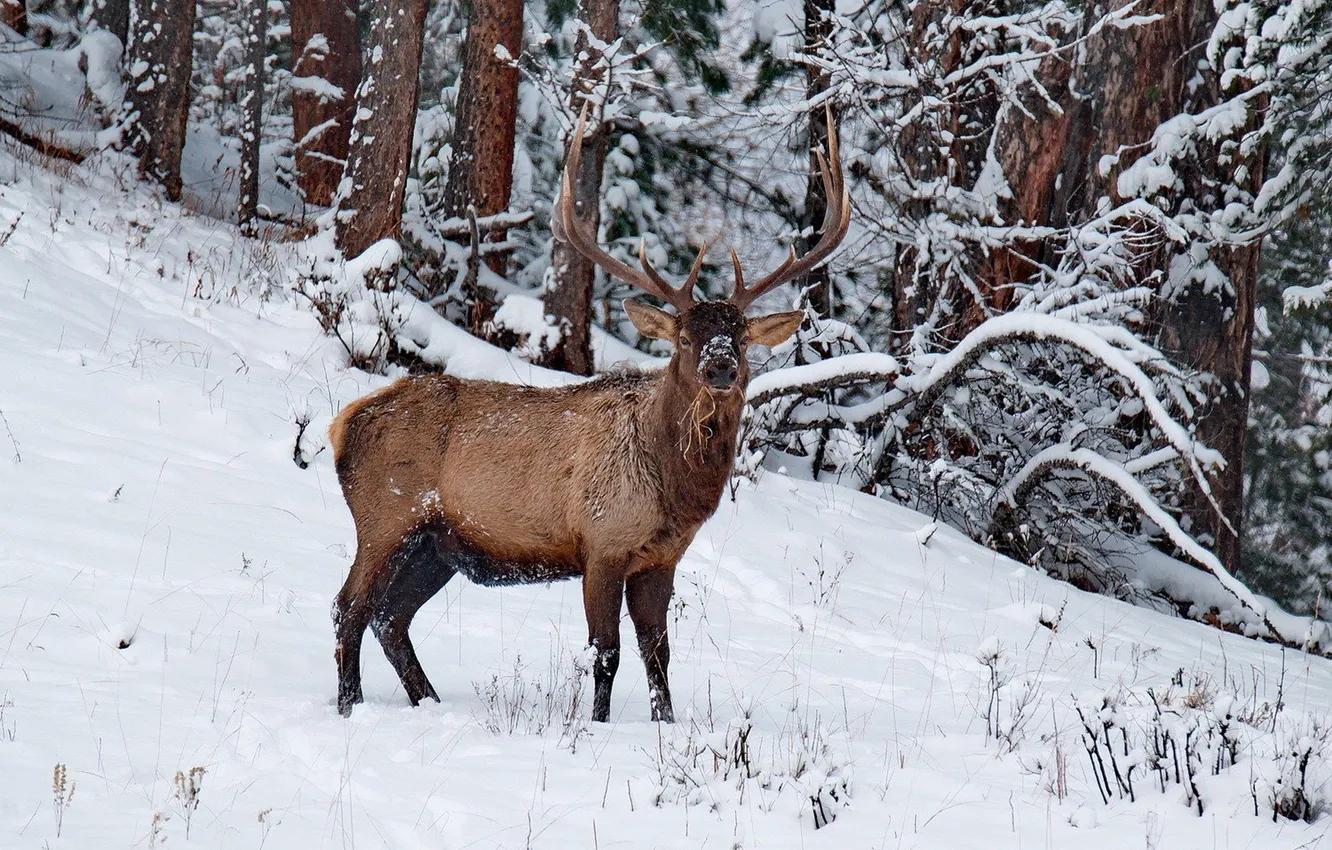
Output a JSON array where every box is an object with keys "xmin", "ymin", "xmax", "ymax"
[{"xmin": 337, "ymin": 691, "xmax": 363, "ymax": 717}]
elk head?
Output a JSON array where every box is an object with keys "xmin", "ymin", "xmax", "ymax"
[{"xmin": 552, "ymin": 104, "xmax": 851, "ymax": 395}]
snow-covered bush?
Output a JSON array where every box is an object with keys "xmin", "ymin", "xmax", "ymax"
[
  {"xmin": 646, "ymin": 697, "xmax": 851, "ymax": 830},
  {"xmin": 1022, "ymin": 677, "xmax": 1332, "ymax": 822},
  {"xmin": 471, "ymin": 648, "xmax": 590, "ymax": 750}
]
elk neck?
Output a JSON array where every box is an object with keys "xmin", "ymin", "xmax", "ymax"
[{"xmin": 639, "ymin": 357, "xmax": 745, "ymax": 521}]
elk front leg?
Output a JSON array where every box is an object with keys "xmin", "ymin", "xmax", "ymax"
[
  {"xmin": 627, "ymin": 566, "xmax": 676, "ymax": 722},
  {"xmin": 583, "ymin": 569, "xmax": 625, "ymax": 723}
]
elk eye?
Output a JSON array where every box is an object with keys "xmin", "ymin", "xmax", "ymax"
[{"xmin": 679, "ymin": 337, "xmax": 692, "ymax": 348}]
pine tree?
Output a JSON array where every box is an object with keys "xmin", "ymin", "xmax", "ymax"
[
  {"xmin": 124, "ymin": 0, "xmax": 196, "ymax": 200},
  {"xmin": 334, "ymin": 0, "xmax": 430, "ymax": 262},
  {"xmin": 237, "ymin": 0, "xmax": 266, "ymax": 235},
  {"xmin": 441, "ymin": 0, "xmax": 523, "ymax": 224},
  {"xmin": 1, "ymin": 0, "xmax": 25, "ymax": 36},
  {"xmin": 88, "ymin": 0, "xmax": 128, "ymax": 45},
  {"xmin": 1245, "ymin": 208, "xmax": 1332, "ymax": 612},
  {"xmin": 541, "ymin": 0, "xmax": 619, "ymax": 376},
  {"xmin": 291, "ymin": 0, "xmax": 360, "ymax": 208}
]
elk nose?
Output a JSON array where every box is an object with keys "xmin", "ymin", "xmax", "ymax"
[{"xmin": 704, "ymin": 360, "xmax": 737, "ymax": 389}]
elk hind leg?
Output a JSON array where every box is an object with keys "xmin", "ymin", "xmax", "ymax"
[
  {"xmin": 370, "ymin": 530, "xmax": 456, "ymax": 706},
  {"xmin": 333, "ymin": 544, "xmax": 393, "ymax": 717},
  {"xmin": 627, "ymin": 566, "xmax": 676, "ymax": 722}
]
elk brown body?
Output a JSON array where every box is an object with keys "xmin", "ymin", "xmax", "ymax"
[{"xmin": 329, "ymin": 105, "xmax": 849, "ymax": 721}]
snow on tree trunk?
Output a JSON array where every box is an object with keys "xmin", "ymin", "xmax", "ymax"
[
  {"xmin": 236, "ymin": 0, "xmax": 265, "ymax": 236},
  {"xmin": 441, "ymin": 0, "xmax": 522, "ymax": 283},
  {"xmin": 124, "ymin": 0, "xmax": 196, "ymax": 201},
  {"xmin": 89, "ymin": 0, "xmax": 128, "ymax": 45},
  {"xmin": 800, "ymin": 0, "xmax": 835, "ymax": 319},
  {"xmin": 540, "ymin": 0, "xmax": 618, "ymax": 377},
  {"xmin": 2, "ymin": 0, "xmax": 25, "ymax": 35},
  {"xmin": 333, "ymin": 0, "xmax": 429, "ymax": 265},
  {"xmin": 981, "ymin": 0, "xmax": 1264, "ymax": 577},
  {"xmin": 291, "ymin": 0, "xmax": 360, "ymax": 208},
  {"xmin": 887, "ymin": 0, "xmax": 1004, "ymax": 351}
]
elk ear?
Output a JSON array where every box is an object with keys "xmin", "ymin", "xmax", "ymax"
[
  {"xmin": 624, "ymin": 298, "xmax": 677, "ymax": 340},
  {"xmin": 747, "ymin": 311, "xmax": 803, "ymax": 347}
]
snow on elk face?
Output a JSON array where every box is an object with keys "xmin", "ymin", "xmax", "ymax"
[{"xmin": 685, "ymin": 303, "xmax": 748, "ymax": 391}]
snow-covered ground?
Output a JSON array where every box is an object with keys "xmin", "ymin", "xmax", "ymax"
[{"xmin": 1, "ymin": 147, "xmax": 1330, "ymax": 850}]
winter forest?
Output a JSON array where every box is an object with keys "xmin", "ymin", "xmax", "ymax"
[
  {"xmin": 3, "ymin": 0, "xmax": 1332, "ymax": 846},
  {"xmin": 23, "ymin": 0, "xmax": 1324, "ymax": 629}
]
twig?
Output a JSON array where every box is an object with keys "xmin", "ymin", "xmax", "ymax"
[{"xmin": 0, "ymin": 407, "xmax": 19, "ymax": 462}]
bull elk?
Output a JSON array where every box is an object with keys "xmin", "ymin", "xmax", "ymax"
[{"xmin": 329, "ymin": 105, "xmax": 850, "ymax": 721}]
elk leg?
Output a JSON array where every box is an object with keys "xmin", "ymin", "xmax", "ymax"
[
  {"xmin": 333, "ymin": 558, "xmax": 382, "ymax": 716},
  {"xmin": 583, "ymin": 570, "xmax": 625, "ymax": 723},
  {"xmin": 627, "ymin": 566, "xmax": 676, "ymax": 723},
  {"xmin": 370, "ymin": 531, "xmax": 456, "ymax": 706}
]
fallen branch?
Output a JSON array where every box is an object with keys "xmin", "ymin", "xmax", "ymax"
[{"xmin": 0, "ymin": 114, "xmax": 88, "ymax": 163}]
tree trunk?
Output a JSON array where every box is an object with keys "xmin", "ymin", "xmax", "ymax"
[
  {"xmin": 890, "ymin": 0, "xmax": 1003, "ymax": 351},
  {"xmin": 291, "ymin": 0, "xmax": 360, "ymax": 208},
  {"xmin": 540, "ymin": 0, "xmax": 617, "ymax": 376},
  {"xmin": 2, "ymin": 0, "xmax": 25, "ymax": 35},
  {"xmin": 982, "ymin": 0, "xmax": 1261, "ymax": 576},
  {"xmin": 441, "ymin": 0, "xmax": 522, "ymax": 283},
  {"xmin": 800, "ymin": 0, "xmax": 834, "ymax": 318},
  {"xmin": 89, "ymin": 0, "xmax": 129, "ymax": 45},
  {"xmin": 124, "ymin": 0, "xmax": 195, "ymax": 201},
  {"xmin": 237, "ymin": 0, "xmax": 266, "ymax": 236},
  {"xmin": 333, "ymin": 0, "xmax": 429, "ymax": 264}
]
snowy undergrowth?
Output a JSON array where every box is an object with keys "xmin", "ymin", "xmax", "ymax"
[{"xmin": 2, "ymin": 147, "xmax": 1331, "ymax": 848}]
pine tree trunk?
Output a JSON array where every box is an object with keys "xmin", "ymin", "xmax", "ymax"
[
  {"xmin": 800, "ymin": 0, "xmax": 834, "ymax": 318},
  {"xmin": 441, "ymin": 0, "xmax": 522, "ymax": 285},
  {"xmin": 2, "ymin": 0, "xmax": 25, "ymax": 35},
  {"xmin": 540, "ymin": 0, "xmax": 617, "ymax": 376},
  {"xmin": 982, "ymin": 0, "xmax": 1261, "ymax": 576},
  {"xmin": 890, "ymin": 0, "xmax": 1002, "ymax": 350},
  {"xmin": 333, "ymin": 0, "xmax": 429, "ymax": 264},
  {"xmin": 124, "ymin": 0, "xmax": 196, "ymax": 201},
  {"xmin": 237, "ymin": 0, "xmax": 266, "ymax": 236},
  {"xmin": 291, "ymin": 0, "xmax": 360, "ymax": 208},
  {"xmin": 89, "ymin": 0, "xmax": 129, "ymax": 45}
]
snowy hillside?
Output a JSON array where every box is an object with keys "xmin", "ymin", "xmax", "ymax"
[{"xmin": 1, "ymin": 151, "xmax": 1330, "ymax": 849}]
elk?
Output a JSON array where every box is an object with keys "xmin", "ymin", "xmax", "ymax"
[{"xmin": 329, "ymin": 106, "xmax": 850, "ymax": 722}]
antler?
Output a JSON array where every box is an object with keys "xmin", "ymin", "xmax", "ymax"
[
  {"xmin": 553, "ymin": 103, "xmax": 701, "ymax": 314},
  {"xmin": 730, "ymin": 104, "xmax": 851, "ymax": 311}
]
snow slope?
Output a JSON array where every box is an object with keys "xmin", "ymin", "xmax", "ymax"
[{"xmin": 1, "ymin": 150, "xmax": 1330, "ymax": 850}]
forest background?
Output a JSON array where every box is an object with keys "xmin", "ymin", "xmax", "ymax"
[{"xmin": 4, "ymin": 0, "xmax": 1332, "ymax": 635}]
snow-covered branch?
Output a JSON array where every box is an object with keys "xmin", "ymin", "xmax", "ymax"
[{"xmin": 994, "ymin": 444, "xmax": 1282, "ymax": 640}]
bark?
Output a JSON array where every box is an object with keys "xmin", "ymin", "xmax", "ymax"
[
  {"xmin": 89, "ymin": 0, "xmax": 129, "ymax": 45},
  {"xmin": 2, "ymin": 0, "xmax": 24, "ymax": 35},
  {"xmin": 291, "ymin": 0, "xmax": 360, "ymax": 208},
  {"xmin": 539, "ymin": 0, "xmax": 618, "ymax": 376},
  {"xmin": 124, "ymin": 0, "xmax": 195, "ymax": 201},
  {"xmin": 800, "ymin": 0, "xmax": 834, "ymax": 318},
  {"xmin": 981, "ymin": 0, "xmax": 1262, "ymax": 575},
  {"xmin": 890, "ymin": 0, "xmax": 1003, "ymax": 350},
  {"xmin": 333, "ymin": 0, "xmax": 429, "ymax": 263},
  {"xmin": 441, "ymin": 0, "xmax": 522, "ymax": 284},
  {"xmin": 237, "ymin": 0, "xmax": 266, "ymax": 236}
]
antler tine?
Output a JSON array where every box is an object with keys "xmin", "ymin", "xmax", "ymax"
[
  {"xmin": 731, "ymin": 103, "xmax": 851, "ymax": 311},
  {"xmin": 683, "ymin": 242, "xmax": 709, "ymax": 289},
  {"xmin": 555, "ymin": 103, "xmax": 695, "ymax": 313},
  {"xmin": 637, "ymin": 239, "xmax": 696, "ymax": 313}
]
